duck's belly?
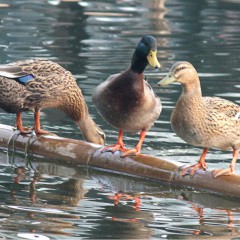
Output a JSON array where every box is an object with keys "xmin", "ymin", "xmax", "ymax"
[
  {"xmin": 0, "ymin": 77, "xmax": 27, "ymax": 113},
  {"xmin": 93, "ymin": 87, "xmax": 161, "ymax": 133},
  {"xmin": 112, "ymin": 108, "xmax": 159, "ymax": 132},
  {"xmin": 98, "ymin": 101, "xmax": 161, "ymax": 132}
]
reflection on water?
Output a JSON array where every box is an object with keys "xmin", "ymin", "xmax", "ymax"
[
  {"xmin": 0, "ymin": 0, "xmax": 240, "ymax": 238},
  {"xmin": 0, "ymin": 151, "xmax": 240, "ymax": 239}
]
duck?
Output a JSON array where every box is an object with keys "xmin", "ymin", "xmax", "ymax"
[
  {"xmin": 93, "ymin": 35, "xmax": 161, "ymax": 157},
  {"xmin": 158, "ymin": 61, "xmax": 240, "ymax": 178},
  {"xmin": 0, "ymin": 58, "xmax": 105, "ymax": 145}
]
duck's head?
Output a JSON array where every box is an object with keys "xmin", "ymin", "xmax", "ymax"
[
  {"xmin": 158, "ymin": 61, "xmax": 199, "ymax": 86},
  {"xmin": 131, "ymin": 35, "xmax": 161, "ymax": 74}
]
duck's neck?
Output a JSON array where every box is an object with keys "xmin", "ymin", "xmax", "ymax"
[
  {"xmin": 130, "ymin": 51, "xmax": 148, "ymax": 74},
  {"xmin": 60, "ymin": 91, "xmax": 103, "ymax": 144},
  {"xmin": 76, "ymin": 113, "xmax": 103, "ymax": 144},
  {"xmin": 110, "ymin": 67, "xmax": 144, "ymax": 91},
  {"xmin": 181, "ymin": 78, "xmax": 202, "ymax": 100},
  {"xmin": 61, "ymin": 90, "xmax": 86, "ymax": 122}
]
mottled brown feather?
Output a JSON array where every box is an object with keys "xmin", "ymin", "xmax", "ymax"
[
  {"xmin": 163, "ymin": 61, "xmax": 240, "ymax": 151},
  {"xmin": 0, "ymin": 58, "xmax": 105, "ymax": 144}
]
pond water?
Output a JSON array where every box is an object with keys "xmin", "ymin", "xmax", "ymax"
[{"xmin": 0, "ymin": 0, "xmax": 240, "ymax": 239}]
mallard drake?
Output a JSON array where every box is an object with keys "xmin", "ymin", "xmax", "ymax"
[
  {"xmin": 93, "ymin": 35, "xmax": 161, "ymax": 157},
  {"xmin": 158, "ymin": 61, "xmax": 240, "ymax": 178},
  {"xmin": 0, "ymin": 58, "xmax": 105, "ymax": 145}
]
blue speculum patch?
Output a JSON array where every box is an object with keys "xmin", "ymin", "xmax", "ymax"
[{"xmin": 15, "ymin": 74, "xmax": 34, "ymax": 84}]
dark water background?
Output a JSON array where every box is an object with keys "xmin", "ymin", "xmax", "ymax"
[{"xmin": 0, "ymin": 0, "xmax": 240, "ymax": 239}]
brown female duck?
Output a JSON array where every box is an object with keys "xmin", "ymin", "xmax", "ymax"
[
  {"xmin": 158, "ymin": 61, "xmax": 240, "ymax": 178},
  {"xmin": 0, "ymin": 58, "xmax": 105, "ymax": 145},
  {"xmin": 93, "ymin": 35, "xmax": 161, "ymax": 157}
]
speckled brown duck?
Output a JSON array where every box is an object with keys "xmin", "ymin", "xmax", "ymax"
[
  {"xmin": 0, "ymin": 58, "xmax": 105, "ymax": 145},
  {"xmin": 93, "ymin": 35, "xmax": 161, "ymax": 157},
  {"xmin": 158, "ymin": 61, "xmax": 240, "ymax": 178}
]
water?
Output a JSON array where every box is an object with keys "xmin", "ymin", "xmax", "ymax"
[{"xmin": 0, "ymin": 0, "xmax": 240, "ymax": 239}]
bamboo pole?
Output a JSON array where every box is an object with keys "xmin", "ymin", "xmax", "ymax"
[{"xmin": 0, "ymin": 123, "xmax": 240, "ymax": 198}]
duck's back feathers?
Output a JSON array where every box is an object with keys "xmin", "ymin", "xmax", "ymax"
[
  {"xmin": 204, "ymin": 96, "xmax": 240, "ymax": 119},
  {"xmin": 0, "ymin": 59, "xmax": 84, "ymax": 114},
  {"xmin": 0, "ymin": 58, "xmax": 106, "ymax": 145}
]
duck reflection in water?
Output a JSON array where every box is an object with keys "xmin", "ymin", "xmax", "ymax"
[
  {"xmin": 108, "ymin": 192, "xmax": 141, "ymax": 212},
  {"xmin": 7, "ymin": 162, "xmax": 240, "ymax": 238},
  {"xmin": 11, "ymin": 167, "xmax": 41, "ymax": 203},
  {"xmin": 180, "ymin": 192, "xmax": 238, "ymax": 237}
]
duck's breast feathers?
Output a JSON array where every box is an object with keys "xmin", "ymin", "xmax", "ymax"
[
  {"xmin": 93, "ymin": 70, "xmax": 145, "ymax": 113},
  {"xmin": 106, "ymin": 70, "xmax": 143, "ymax": 91}
]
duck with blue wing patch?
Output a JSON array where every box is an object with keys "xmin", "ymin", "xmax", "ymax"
[{"xmin": 0, "ymin": 59, "xmax": 105, "ymax": 145}]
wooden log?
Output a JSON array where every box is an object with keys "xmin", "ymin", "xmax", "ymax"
[{"xmin": 0, "ymin": 123, "xmax": 240, "ymax": 198}]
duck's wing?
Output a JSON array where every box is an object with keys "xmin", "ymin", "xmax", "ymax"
[
  {"xmin": 205, "ymin": 97, "xmax": 240, "ymax": 119},
  {"xmin": 0, "ymin": 64, "xmax": 34, "ymax": 85},
  {"xmin": 144, "ymin": 80, "xmax": 157, "ymax": 95}
]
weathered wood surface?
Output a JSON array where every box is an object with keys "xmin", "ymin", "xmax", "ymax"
[{"xmin": 0, "ymin": 124, "xmax": 240, "ymax": 198}]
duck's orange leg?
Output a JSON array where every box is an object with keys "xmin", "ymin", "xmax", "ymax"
[
  {"xmin": 34, "ymin": 111, "xmax": 52, "ymax": 135},
  {"xmin": 16, "ymin": 113, "xmax": 32, "ymax": 134},
  {"xmin": 182, "ymin": 148, "xmax": 208, "ymax": 176},
  {"xmin": 121, "ymin": 130, "xmax": 146, "ymax": 157},
  {"xmin": 212, "ymin": 149, "xmax": 238, "ymax": 178},
  {"xmin": 101, "ymin": 130, "xmax": 128, "ymax": 153}
]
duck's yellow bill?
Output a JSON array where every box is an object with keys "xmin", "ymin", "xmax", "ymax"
[
  {"xmin": 158, "ymin": 74, "xmax": 176, "ymax": 86},
  {"xmin": 147, "ymin": 50, "xmax": 160, "ymax": 69}
]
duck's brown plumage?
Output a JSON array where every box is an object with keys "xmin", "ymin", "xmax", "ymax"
[
  {"xmin": 0, "ymin": 58, "xmax": 105, "ymax": 145},
  {"xmin": 159, "ymin": 61, "xmax": 240, "ymax": 178},
  {"xmin": 93, "ymin": 35, "xmax": 161, "ymax": 156},
  {"xmin": 94, "ymin": 70, "xmax": 161, "ymax": 133}
]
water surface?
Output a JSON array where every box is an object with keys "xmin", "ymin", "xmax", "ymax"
[{"xmin": 0, "ymin": 0, "xmax": 240, "ymax": 239}]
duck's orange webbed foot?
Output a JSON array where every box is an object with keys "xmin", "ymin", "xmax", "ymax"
[
  {"xmin": 101, "ymin": 130, "xmax": 128, "ymax": 154},
  {"xmin": 182, "ymin": 148, "xmax": 208, "ymax": 177},
  {"xmin": 121, "ymin": 130, "xmax": 146, "ymax": 158},
  {"xmin": 212, "ymin": 149, "xmax": 238, "ymax": 178},
  {"xmin": 181, "ymin": 161, "xmax": 207, "ymax": 177},
  {"xmin": 34, "ymin": 111, "xmax": 56, "ymax": 135},
  {"xmin": 34, "ymin": 128, "xmax": 55, "ymax": 135},
  {"xmin": 121, "ymin": 148, "xmax": 140, "ymax": 157},
  {"xmin": 212, "ymin": 168, "xmax": 234, "ymax": 178},
  {"xmin": 17, "ymin": 126, "xmax": 33, "ymax": 134},
  {"xmin": 101, "ymin": 144, "xmax": 128, "ymax": 153}
]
